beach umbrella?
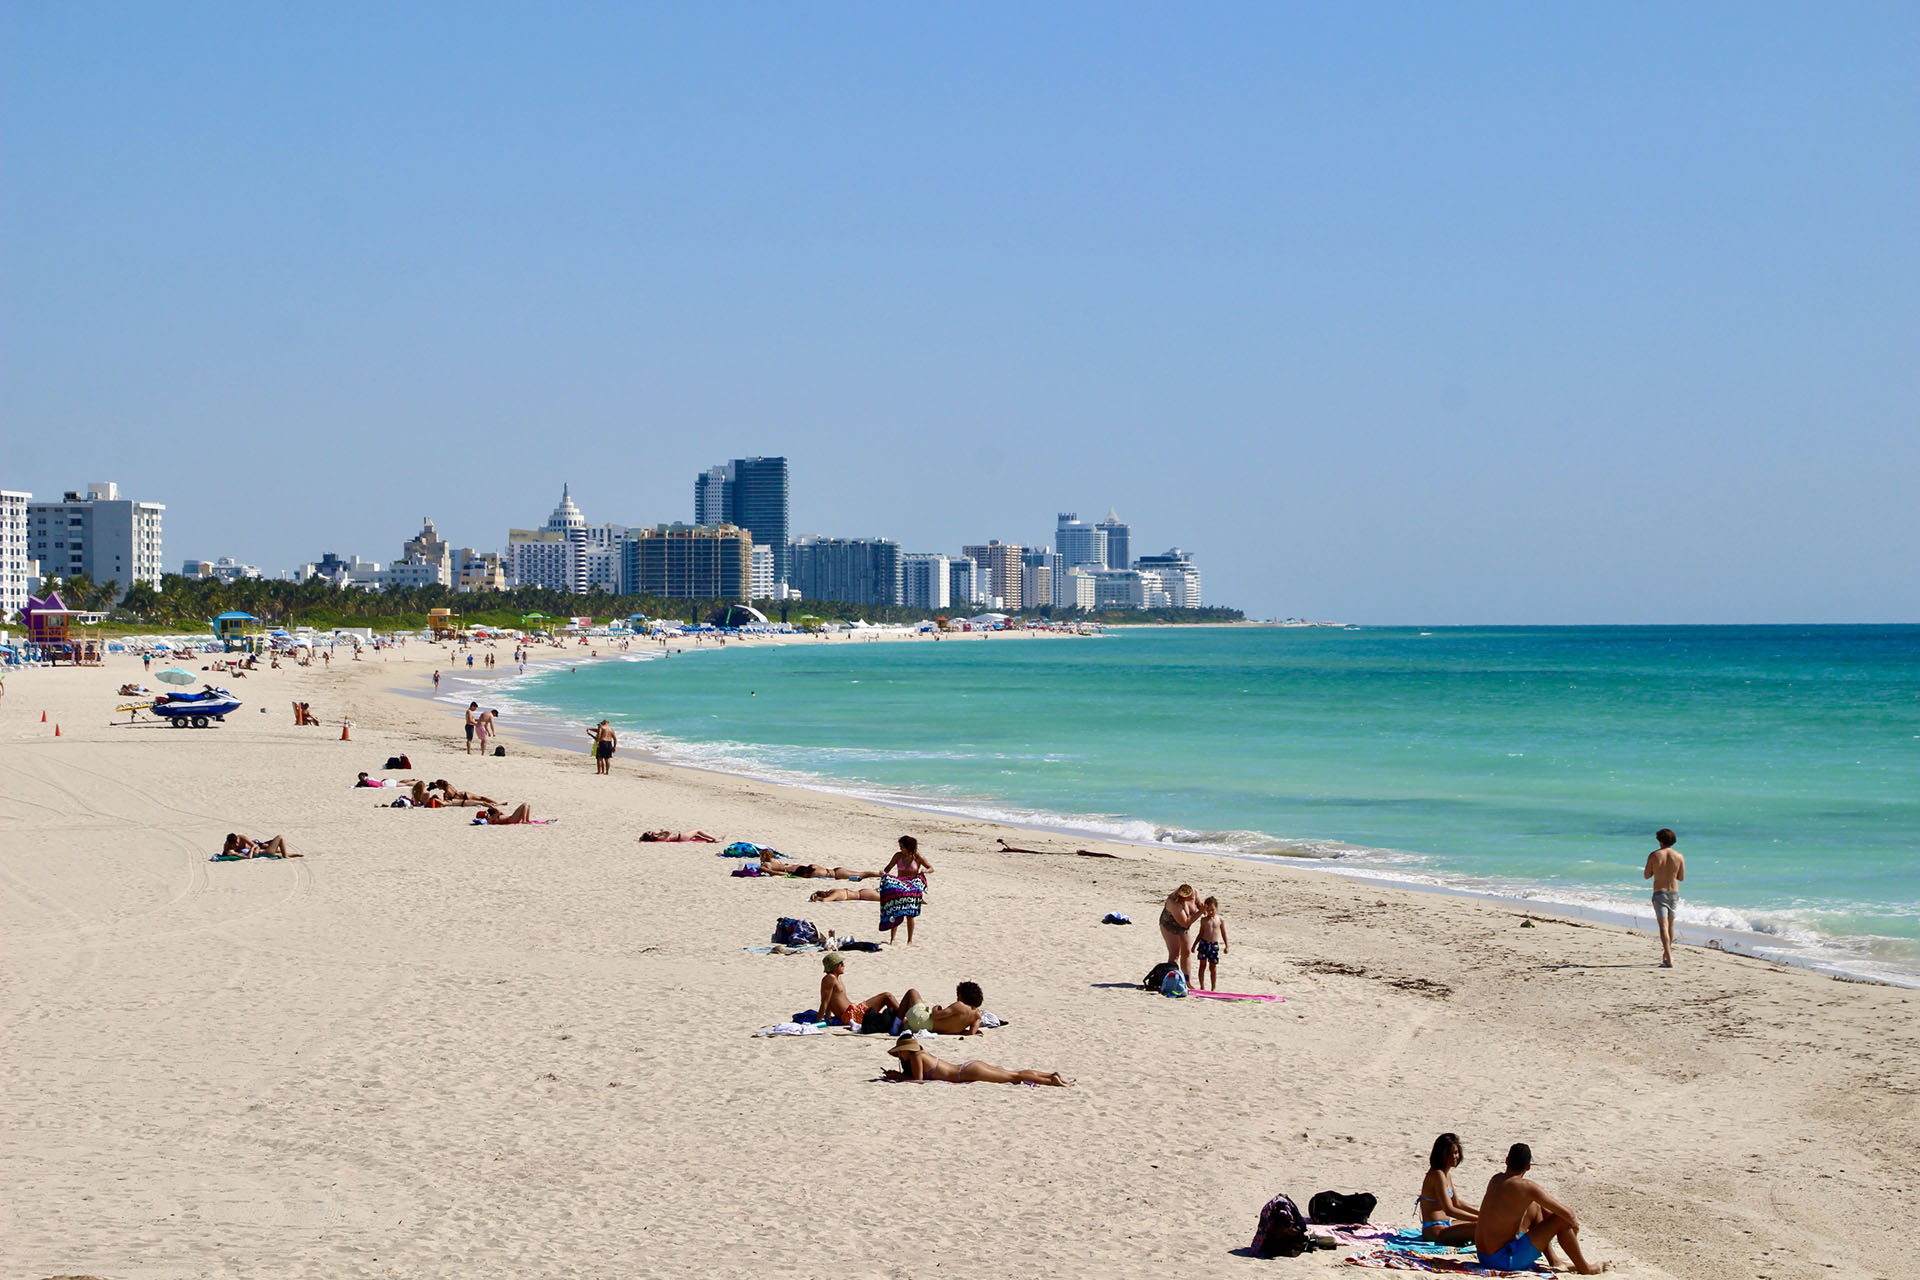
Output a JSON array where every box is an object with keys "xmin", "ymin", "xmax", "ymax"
[{"xmin": 156, "ymin": 667, "xmax": 197, "ymax": 686}]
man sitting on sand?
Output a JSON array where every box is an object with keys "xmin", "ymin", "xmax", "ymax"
[
  {"xmin": 1474, "ymin": 1143, "xmax": 1607, "ymax": 1274},
  {"xmin": 817, "ymin": 953, "xmax": 913, "ymax": 1028},
  {"xmin": 220, "ymin": 833, "xmax": 300, "ymax": 859},
  {"xmin": 639, "ymin": 830, "xmax": 717, "ymax": 842}
]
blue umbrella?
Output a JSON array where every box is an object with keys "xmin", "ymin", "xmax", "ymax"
[{"xmin": 157, "ymin": 667, "xmax": 197, "ymax": 686}]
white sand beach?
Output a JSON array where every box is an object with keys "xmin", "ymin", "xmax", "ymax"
[{"xmin": 2, "ymin": 643, "xmax": 1914, "ymax": 1280}]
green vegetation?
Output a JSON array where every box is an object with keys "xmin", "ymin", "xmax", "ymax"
[{"xmin": 95, "ymin": 575, "xmax": 1241, "ymax": 632}]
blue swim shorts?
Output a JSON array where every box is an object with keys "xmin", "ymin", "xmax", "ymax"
[{"xmin": 1479, "ymin": 1233, "xmax": 1542, "ymax": 1272}]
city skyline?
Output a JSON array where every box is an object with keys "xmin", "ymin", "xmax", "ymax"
[{"xmin": 4, "ymin": 7, "xmax": 1914, "ymax": 622}]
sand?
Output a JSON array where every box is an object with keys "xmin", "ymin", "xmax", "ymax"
[{"xmin": 2, "ymin": 640, "xmax": 1915, "ymax": 1280}]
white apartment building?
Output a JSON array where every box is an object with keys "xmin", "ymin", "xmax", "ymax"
[
  {"xmin": 1133, "ymin": 548, "xmax": 1202, "ymax": 608},
  {"xmin": 902, "ymin": 553, "xmax": 951, "ymax": 611},
  {"xmin": 1061, "ymin": 567, "xmax": 1097, "ymax": 610},
  {"xmin": 749, "ymin": 545, "xmax": 776, "ymax": 600},
  {"xmin": 182, "ymin": 557, "xmax": 263, "ymax": 583},
  {"xmin": 26, "ymin": 482, "xmax": 165, "ymax": 602},
  {"xmin": 947, "ymin": 556, "xmax": 981, "ymax": 606},
  {"xmin": 1, "ymin": 490, "xmax": 31, "ymax": 622}
]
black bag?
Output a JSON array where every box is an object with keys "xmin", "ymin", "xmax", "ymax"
[
  {"xmin": 1142, "ymin": 961, "xmax": 1179, "ymax": 991},
  {"xmin": 383, "ymin": 755, "xmax": 412, "ymax": 770},
  {"xmin": 1307, "ymin": 1190, "xmax": 1377, "ymax": 1225},
  {"xmin": 859, "ymin": 1004, "xmax": 896, "ymax": 1034},
  {"xmin": 1251, "ymin": 1193, "xmax": 1309, "ymax": 1257},
  {"xmin": 493, "ymin": 745, "xmax": 506, "ymax": 756}
]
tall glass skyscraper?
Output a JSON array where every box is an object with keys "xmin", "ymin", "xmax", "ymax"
[
  {"xmin": 1096, "ymin": 509, "xmax": 1131, "ymax": 570},
  {"xmin": 693, "ymin": 456, "xmax": 790, "ymax": 588}
]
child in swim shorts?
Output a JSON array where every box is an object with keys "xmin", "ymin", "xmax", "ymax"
[{"xmin": 1194, "ymin": 896, "xmax": 1229, "ymax": 992}]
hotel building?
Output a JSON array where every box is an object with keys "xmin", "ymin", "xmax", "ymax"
[
  {"xmin": 624, "ymin": 524, "xmax": 753, "ymax": 601},
  {"xmin": 26, "ymin": 482, "xmax": 164, "ymax": 602},
  {"xmin": 1, "ymin": 489, "xmax": 31, "ymax": 622}
]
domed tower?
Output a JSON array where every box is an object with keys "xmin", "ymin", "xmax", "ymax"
[{"xmin": 545, "ymin": 483, "xmax": 587, "ymax": 533}]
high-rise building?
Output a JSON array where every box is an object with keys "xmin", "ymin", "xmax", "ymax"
[
  {"xmin": 1096, "ymin": 509, "xmax": 1131, "ymax": 570},
  {"xmin": 749, "ymin": 544, "xmax": 775, "ymax": 599},
  {"xmin": 453, "ymin": 548, "xmax": 507, "ymax": 592},
  {"xmin": 396, "ymin": 517, "xmax": 452, "ymax": 588},
  {"xmin": 791, "ymin": 536, "xmax": 903, "ymax": 607},
  {"xmin": 1088, "ymin": 567, "xmax": 1149, "ymax": 609},
  {"xmin": 1021, "ymin": 547, "xmax": 1062, "ymax": 612},
  {"xmin": 901, "ymin": 553, "xmax": 951, "ymax": 611},
  {"xmin": 694, "ymin": 465, "xmax": 733, "ymax": 526},
  {"xmin": 1061, "ymin": 567, "xmax": 1098, "ymax": 610},
  {"xmin": 2, "ymin": 489, "xmax": 32, "ymax": 622},
  {"xmin": 583, "ymin": 523, "xmax": 627, "ymax": 594},
  {"xmin": 694, "ymin": 457, "xmax": 790, "ymax": 588},
  {"xmin": 961, "ymin": 541, "xmax": 1023, "ymax": 610},
  {"xmin": 26, "ymin": 482, "xmax": 164, "ymax": 602},
  {"xmin": 947, "ymin": 556, "xmax": 980, "ymax": 607},
  {"xmin": 1055, "ymin": 513, "xmax": 1108, "ymax": 573},
  {"xmin": 507, "ymin": 485, "xmax": 599, "ymax": 592},
  {"xmin": 624, "ymin": 524, "xmax": 753, "ymax": 600},
  {"xmin": 1133, "ymin": 548, "xmax": 1202, "ymax": 608}
]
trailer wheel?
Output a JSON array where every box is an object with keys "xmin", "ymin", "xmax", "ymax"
[{"xmin": 192, "ymin": 715, "xmax": 210, "ymax": 728}]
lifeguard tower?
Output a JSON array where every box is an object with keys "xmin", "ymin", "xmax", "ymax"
[
  {"xmin": 211, "ymin": 611, "xmax": 260, "ymax": 645},
  {"xmin": 428, "ymin": 608, "xmax": 460, "ymax": 641},
  {"xmin": 22, "ymin": 591, "xmax": 106, "ymax": 665}
]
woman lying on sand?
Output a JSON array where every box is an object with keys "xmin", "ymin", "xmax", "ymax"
[
  {"xmin": 474, "ymin": 804, "xmax": 537, "ymax": 826},
  {"xmin": 1419, "ymin": 1133, "xmax": 1481, "ymax": 1245},
  {"xmin": 426, "ymin": 780, "xmax": 501, "ymax": 807},
  {"xmin": 759, "ymin": 850, "xmax": 877, "ymax": 879},
  {"xmin": 220, "ymin": 833, "xmax": 301, "ymax": 859},
  {"xmin": 810, "ymin": 886, "xmax": 881, "ymax": 902},
  {"xmin": 883, "ymin": 1035, "xmax": 1069, "ymax": 1086},
  {"xmin": 639, "ymin": 830, "xmax": 717, "ymax": 842}
]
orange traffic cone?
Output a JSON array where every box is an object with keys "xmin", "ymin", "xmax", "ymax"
[
  {"xmin": 54, "ymin": 723, "xmax": 62, "ymax": 736},
  {"xmin": 42, "ymin": 710, "xmax": 47, "ymax": 722},
  {"xmin": 340, "ymin": 720, "xmax": 351, "ymax": 741}
]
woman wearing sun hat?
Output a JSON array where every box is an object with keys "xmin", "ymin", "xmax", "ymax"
[{"xmin": 883, "ymin": 1035, "xmax": 1071, "ymax": 1086}]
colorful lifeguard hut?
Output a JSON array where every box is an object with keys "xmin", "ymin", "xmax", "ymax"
[
  {"xmin": 211, "ymin": 611, "xmax": 260, "ymax": 644},
  {"xmin": 22, "ymin": 591, "xmax": 106, "ymax": 665},
  {"xmin": 427, "ymin": 608, "xmax": 460, "ymax": 641}
]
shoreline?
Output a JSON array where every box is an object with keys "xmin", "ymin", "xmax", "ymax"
[
  {"xmin": 456, "ymin": 639, "xmax": 1918, "ymax": 990},
  {"xmin": 4, "ymin": 645, "xmax": 1916, "ymax": 1279}
]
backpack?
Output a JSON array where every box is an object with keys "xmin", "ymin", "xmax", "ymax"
[
  {"xmin": 1307, "ymin": 1190, "xmax": 1377, "ymax": 1225},
  {"xmin": 384, "ymin": 755, "xmax": 412, "ymax": 770},
  {"xmin": 1251, "ymin": 1193, "xmax": 1309, "ymax": 1258},
  {"xmin": 722, "ymin": 841, "xmax": 766, "ymax": 859},
  {"xmin": 492, "ymin": 745, "xmax": 506, "ymax": 756},
  {"xmin": 1142, "ymin": 961, "xmax": 1179, "ymax": 991},
  {"xmin": 772, "ymin": 917, "xmax": 820, "ymax": 946},
  {"xmin": 1160, "ymin": 968, "xmax": 1190, "ymax": 998}
]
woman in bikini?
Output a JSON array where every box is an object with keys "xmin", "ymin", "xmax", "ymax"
[
  {"xmin": 758, "ymin": 850, "xmax": 875, "ymax": 879},
  {"xmin": 474, "ymin": 803, "xmax": 536, "ymax": 825},
  {"xmin": 638, "ymin": 830, "xmax": 717, "ymax": 842},
  {"xmin": 882, "ymin": 1035, "xmax": 1069, "ymax": 1086},
  {"xmin": 1159, "ymin": 884, "xmax": 1204, "ymax": 982},
  {"xmin": 879, "ymin": 835, "xmax": 931, "ymax": 944},
  {"xmin": 1418, "ymin": 1132, "xmax": 1481, "ymax": 1245},
  {"xmin": 426, "ymin": 780, "xmax": 501, "ymax": 807},
  {"xmin": 810, "ymin": 885, "xmax": 881, "ymax": 902}
]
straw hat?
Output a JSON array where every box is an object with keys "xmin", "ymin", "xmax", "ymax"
[{"xmin": 887, "ymin": 1034, "xmax": 925, "ymax": 1056}]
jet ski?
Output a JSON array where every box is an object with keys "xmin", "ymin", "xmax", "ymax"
[{"xmin": 153, "ymin": 686, "xmax": 243, "ymax": 727}]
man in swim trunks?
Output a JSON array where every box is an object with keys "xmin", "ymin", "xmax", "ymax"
[
  {"xmin": 1643, "ymin": 827, "xmax": 1687, "ymax": 969},
  {"xmin": 464, "ymin": 702, "xmax": 478, "ymax": 755},
  {"xmin": 1474, "ymin": 1143, "xmax": 1607, "ymax": 1274}
]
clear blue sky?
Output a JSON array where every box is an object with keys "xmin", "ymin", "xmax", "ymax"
[{"xmin": 4, "ymin": 3, "xmax": 1914, "ymax": 622}]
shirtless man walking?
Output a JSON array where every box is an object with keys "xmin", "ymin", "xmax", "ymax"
[
  {"xmin": 1643, "ymin": 827, "xmax": 1687, "ymax": 968},
  {"xmin": 1474, "ymin": 1143, "xmax": 1607, "ymax": 1273}
]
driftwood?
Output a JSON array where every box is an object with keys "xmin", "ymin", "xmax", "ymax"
[{"xmin": 994, "ymin": 838, "xmax": 1119, "ymax": 859}]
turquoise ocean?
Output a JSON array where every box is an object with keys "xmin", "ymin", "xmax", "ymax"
[{"xmin": 470, "ymin": 626, "xmax": 1920, "ymax": 985}]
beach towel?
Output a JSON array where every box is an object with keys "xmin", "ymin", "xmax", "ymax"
[
  {"xmin": 1191, "ymin": 990, "xmax": 1283, "ymax": 1002},
  {"xmin": 721, "ymin": 841, "xmax": 771, "ymax": 858},
  {"xmin": 879, "ymin": 874, "xmax": 924, "ymax": 928},
  {"xmin": 753, "ymin": 1022, "xmax": 826, "ymax": 1037},
  {"xmin": 1342, "ymin": 1249, "xmax": 1542, "ymax": 1275},
  {"xmin": 741, "ymin": 944, "xmax": 826, "ymax": 954}
]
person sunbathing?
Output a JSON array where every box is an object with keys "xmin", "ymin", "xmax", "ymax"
[
  {"xmin": 474, "ymin": 804, "xmax": 536, "ymax": 825},
  {"xmin": 1418, "ymin": 1133, "xmax": 1481, "ymax": 1246},
  {"xmin": 639, "ymin": 830, "xmax": 718, "ymax": 842},
  {"xmin": 810, "ymin": 886, "xmax": 882, "ymax": 902},
  {"xmin": 882, "ymin": 1035, "xmax": 1068, "ymax": 1086},
  {"xmin": 760, "ymin": 850, "xmax": 877, "ymax": 879},
  {"xmin": 355, "ymin": 772, "xmax": 420, "ymax": 789},
  {"xmin": 428, "ymin": 780, "xmax": 500, "ymax": 807},
  {"xmin": 221, "ymin": 833, "xmax": 300, "ymax": 859}
]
